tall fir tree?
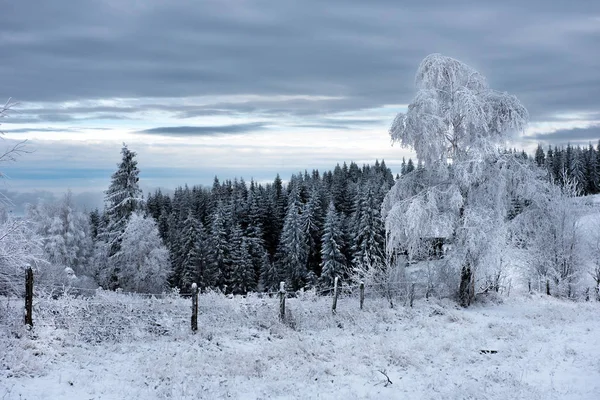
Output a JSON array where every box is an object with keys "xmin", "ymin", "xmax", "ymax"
[
  {"xmin": 352, "ymin": 184, "xmax": 386, "ymax": 270},
  {"xmin": 98, "ymin": 144, "xmax": 145, "ymax": 289},
  {"xmin": 178, "ymin": 210, "xmax": 208, "ymax": 290},
  {"xmin": 102, "ymin": 144, "xmax": 144, "ymax": 256},
  {"xmin": 229, "ymin": 224, "xmax": 254, "ymax": 294},
  {"xmin": 320, "ymin": 201, "xmax": 347, "ymax": 288},
  {"xmin": 534, "ymin": 144, "xmax": 545, "ymax": 167},
  {"xmin": 276, "ymin": 187, "xmax": 308, "ymax": 290},
  {"xmin": 207, "ymin": 201, "xmax": 231, "ymax": 290}
]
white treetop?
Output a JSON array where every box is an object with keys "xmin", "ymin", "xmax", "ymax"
[{"xmin": 389, "ymin": 53, "xmax": 528, "ymax": 165}]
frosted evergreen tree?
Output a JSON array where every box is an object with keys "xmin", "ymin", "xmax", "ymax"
[
  {"xmin": 569, "ymin": 147, "xmax": 586, "ymax": 193},
  {"xmin": 246, "ymin": 184, "xmax": 269, "ymax": 287},
  {"xmin": 89, "ymin": 209, "xmax": 101, "ymax": 240},
  {"xmin": 320, "ymin": 201, "xmax": 347, "ymax": 288},
  {"xmin": 207, "ymin": 201, "xmax": 231, "ymax": 289},
  {"xmin": 259, "ymin": 256, "xmax": 281, "ymax": 292},
  {"xmin": 534, "ymin": 144, "xmax": 545, "ymax": 167},
  {"xmin": 352, "ymin": 185, "xmax": 386, "ymax": 271},
  {"xmin": 179, "ymin": 210, "xmax": 208, "ymax": 290},
  {"xmin": 102, "ymin": 144, "xmax": 144, "ymax": 257},
  {"xmin": 406, "ymin": 158, "xmax": 415, "ymax": 174},
  {"xmin": 303, "ymin": 187, "xmax": 325, "ymax": 276},
  {"xmin": 276, "ymin": 187, "xmax": 308, "ymax": 290},
  {"xmin": 27, "ymin": 191, "xmax": 93, "ymax": 276},
  {"xmin": 229, "ymin": 224, "xmax": 254, "ymax": 294},
  {"xmin": 587, "ymin": 144, "xmax": 600, "ymax": 194}
]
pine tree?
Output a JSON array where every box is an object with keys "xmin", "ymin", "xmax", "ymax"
[
  {"xmin": 352, "ymin": 185, "xmax": 386, "ymax": 270},
  {"xmin": 569, "ymin": 147, "xmax": 586, "ymax": 194},
  {"xmin": 534, "ymin": 144, "xmax": 545, "ymax": 167},
  {"xmin": 27, "ymin": 191, "xmax": 93, "ymax": 276},
  {"xmin": 406, "ymin": 158, "xmax": 415, "ymax": 174},
  {"xmin": 207, "ymin": 202, "xmax": 231, "ymax": 290},
  {"xmin": 276, "ymin": 188, "xmax": 308, "ymax": 290},
  {"xmin": 89, "ymin": 209, "xmax": 100, "ymax": 241},
  {"xmin": 320, "ymin": 201, "xmax": 347, "ymax": 288},
  {"xmin": 229, "ymin": 224, "xmax": 254, "ymax": 294},
  {"xmin": 246, "ymin": 185, "xmax": 269, "ymax": 288},
  {"xmin": 303, "ymin": 187, "xmax": 325, "ymax": 276},
  {"xmin": 179, "ymin": 210, "xmax": 208, "ymax": 290},
  {"xmin": 587, "ymin": 144, "xmax": 600, "ymax": 194},
  {"xmin": 102, "ymin": 144, "xmax": 144, "ymax": 258},
  {"xmin": 259, "ymin": 256, "xmax": 281, "ymax": 292}
]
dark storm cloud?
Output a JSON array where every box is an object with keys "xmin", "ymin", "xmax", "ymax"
[
  {"xmin": 138, "ymin": 122, "xmax": 268, "ymax": 136},
  {"xmin": 1, "ymin": 0, "xmax": 598, "ymax": 122},
  {"xmin": 527, "ymin": 125, "xmax": 600, "ymax": 144}
]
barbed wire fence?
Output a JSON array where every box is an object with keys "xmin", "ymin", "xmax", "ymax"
[{"xmin": 0, "ymin": 267, "xmax": 446, "ymax": 344}]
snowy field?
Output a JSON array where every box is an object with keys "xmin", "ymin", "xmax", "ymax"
[{"xmin": 2, "ymin": 291, "xmax": 599, "ymax": 399}]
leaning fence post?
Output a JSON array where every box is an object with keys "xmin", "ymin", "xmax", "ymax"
[
  {"xmin": 279, "ymin": 282, "xmax": 286, "ymax": 321},
  {"xmin": 409, "ymin": 282, "xmax": 415, "ymax": 308},
  {"xmin": 25, "ymin": 266, "xmax": 33, "ymax": 327},
  {"xmin": 191, "ymin": 283, "xmax": 198, "ymax": 333},
  {"xmin": 359, "ymin": 281, "xmax": 365, "ymax": 310},
  {"xmin": 332, "ymin": 277, "xmax": 339, "ymax": 314}
]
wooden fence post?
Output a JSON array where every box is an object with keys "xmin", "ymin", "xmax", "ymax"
[
  {"xmin": 359, "ymin": 281, "xmax": 364, "ymax": 310},
  {"xmin": 409, "ymin": 283, "xmax": 415, "ymax": 308},
  {"xmin": 25, "ymin": 267, "xmax": 33, "ymax": 327},
  {"xmin": 332, "ymin": 277, "xmax": 339, "ymax": 314},
  {"xmin": 191, "ymin": 283, "xmax": 198, "ymax": 333},
  {"xmin": 279, "ymin": 282, "xmax": 286, "ymax": 321}
]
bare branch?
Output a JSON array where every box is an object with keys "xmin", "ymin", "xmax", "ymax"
[{"xmin": 377, "ymin": 370, "xmax": 393, "ymax": 387}]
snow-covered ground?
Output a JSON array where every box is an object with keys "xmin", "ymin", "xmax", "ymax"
[{"xmin": 1, "ymin": 291, "xmax": 599, "ymax": 399}]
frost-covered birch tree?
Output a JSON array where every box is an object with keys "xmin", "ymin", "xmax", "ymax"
[
  {"xmin": 382, "ymin": 54, "xmax": 529, "ymax": 306},
  {"xmin": 513, "ymin": 178, "xmax": 588, "ymax": 297}
]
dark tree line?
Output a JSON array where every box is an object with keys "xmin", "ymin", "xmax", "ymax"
[
  {"xmin": 145, "ymin": 161, "xmax": 396, "ymax": 294},
  {"xmin": 534, "ymin": 141, "xmax": 600, "ymax": 195}
]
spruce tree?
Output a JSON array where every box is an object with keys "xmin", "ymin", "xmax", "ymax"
[
  {"xmin": 303, "ymin": 187, "xmax": 325, "ymax": 276},
  {"xmin": 102, "ymin": 144, "xmax": 144, "ymax": 257},
  {"xmin": 534, "ymin": 144, "xmax": 545, "ymax": 167},
  {"xmin": 406, "ymin": 158, "xmax": 415, "ymax": 174},
  {"xmin": 276, "ymin": 188, "xmax": 308, "ymax": 290},
  {"xmin": 352, "ymin": 185, "xmax": 386, "ymax": 270},
  {"xmin": 587, "ymin": 144, "xmax": 600, "ymax": 194},
  {"xmin": 320, "ymin": 201, "xmax": 347, "ymax": 288},
  {"xmin": 229, "ymin": 224, "xmax": 254, "ymax": 294},
  {"xmin": 179, "ymin": 210, "xmax": 208, "ymax": 290},
  {"xmin": 207, "ymin": 201, "xmax": 231, "ymax": 290}
]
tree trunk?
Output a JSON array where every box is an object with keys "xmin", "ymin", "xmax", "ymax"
[{"xmin": 459, "ymin": 265, "xmax": 473, "ymax": 307}]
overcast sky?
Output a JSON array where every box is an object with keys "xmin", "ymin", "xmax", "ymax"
[{"xmin": 1, "ymin": 0, "xmax": 599, "ymax": 208}]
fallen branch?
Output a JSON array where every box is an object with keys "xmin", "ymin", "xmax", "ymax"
[{"xmin": 378, "ymin": 370, "xmax": 393, "ymax": 387}]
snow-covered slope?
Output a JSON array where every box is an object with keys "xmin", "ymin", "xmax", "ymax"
[{"xmin": 1, "ymin": 292, "xmax": 599, "ymax": 399}]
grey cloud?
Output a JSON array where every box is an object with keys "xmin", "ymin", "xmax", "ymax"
[
  {"xmin": 526, "ymin": 125, "xmax": 600, "ymax": 145},
  {"xmin": 3, "ymin": 127, "xmax": 77, "ymax": 133},
  {"xmin": 138, "ymin": 122, "xmax": 268, "ymax": 136},
  {"xmin": 294, "ymin": 118, "xmax": 386, "ymax": 130},
  {"xmin": 1, "ymin": 0, "xmax": 598, "ymax": 122}
]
